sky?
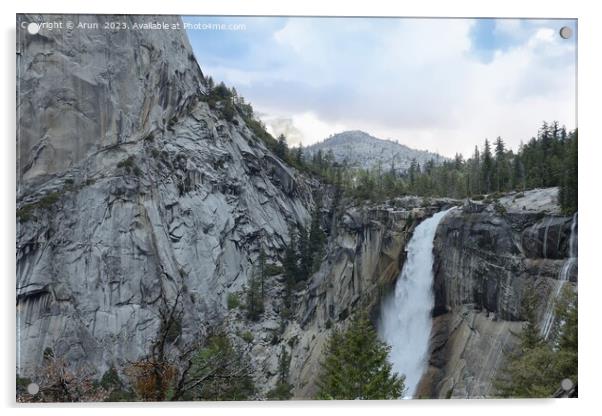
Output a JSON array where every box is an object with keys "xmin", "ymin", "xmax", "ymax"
[{"xmin": 183, "ymin": 16, "xmax": 577, "ymax": 158}]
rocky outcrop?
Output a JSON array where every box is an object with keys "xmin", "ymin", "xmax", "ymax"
[
  {"xmin": 418, "ymin": 193, "xmax": 577, "ymax": 398},
  {"xmin": 289, "ymin": 199, "xmax": 458, "ymax": 398},
  {"xmin": 18, "ymin": 14, "xmax": 444, "ymax": 400},
  {"xmin": 16, "ymin": 13, "xmax": 577, "ymax": 401},
  {"xmin": 16, "ymin": 15, "xmax": 317, "ymax": 387},
  {"xmin": 17, "ymin": 14, "xmax": 204, "ymax": 189}
]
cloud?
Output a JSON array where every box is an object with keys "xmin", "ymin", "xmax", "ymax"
[
  {"xmin": 185, "ymin": 17, "xmax": 576, "ymax": 157},
  {"xmin": 262, "ymin": 112, "xmax": 349, "ymax": 147}
]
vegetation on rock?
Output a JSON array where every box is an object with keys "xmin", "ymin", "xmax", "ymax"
[
  {"xmin": 316, "ymin": 314, "xmax": 405, "ymax": 400},
  {"xmin": 495, "ymin": 285, "xmax": 578, "ymax": 397}
]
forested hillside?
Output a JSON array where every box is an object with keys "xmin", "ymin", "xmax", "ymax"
[{"xmin": 292, "ymin": 122, "xmax": 577, "ymax": 214}]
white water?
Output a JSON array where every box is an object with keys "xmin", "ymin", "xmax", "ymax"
[
  {"xmin": 378, "ymin": 208, "xmax": 455, "ymax": 398},
  {"xmin": 541, "ymin": 213, "xmax": 578, "ymax": 339}
]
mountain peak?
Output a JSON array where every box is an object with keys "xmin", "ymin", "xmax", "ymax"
[{"xmin": 305, "ymin": 130, "xmax": 446, "ymax": 172}]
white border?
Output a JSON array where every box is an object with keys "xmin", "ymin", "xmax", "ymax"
[{"xmin": 2, "ymin": 1, "xmax": 600, "ymax": 415}]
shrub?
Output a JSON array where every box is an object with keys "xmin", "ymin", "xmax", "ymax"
[
  {"xmin": 265, "ymin": 263, "xmax": 283, "ymax": 277},
  {"xmin": 117, "ymin": 156, "xmax": 142, "ymax": 177},
  {"xmin": 227, "ymin": 293, "xmax": 240, "ymax": 310},
  {"xmin": 240, "ymin": 331, "xmax": 254, "ymax": 344},
  {"xmin": 17, "ymin": 191, "xmax": 62, "ymax": 223},
  {"xmin": 493, "ymin": 200, "xmax": 507, "ymax": 215}
]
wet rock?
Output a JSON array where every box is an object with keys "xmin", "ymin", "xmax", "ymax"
[{"xmin": 423, "ymin": 198, "xmax": 578, "ymax": 398}]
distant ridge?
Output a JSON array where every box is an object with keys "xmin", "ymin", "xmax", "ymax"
[{"xmin": 304, "ymin": 130, "xmax": 446, "ymax": 172}]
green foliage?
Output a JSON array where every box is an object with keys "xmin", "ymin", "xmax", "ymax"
[
  {"xmin": 17, "ymin": 191, "xmax": 62, "ymax": 222},
  {"xmin": 227, "ymin": 292, "xmax": 240, "ymax": 310},
  {"xmin": 184, "ymin": 333, "xmax": 255, "ymax": 401},
  {"xmin": 316, "ymin": 313, "xmax": 405, "ymax": 400},
  {"xmin": 16, "ymin": 375, "xmax": 32, "ymax": 398},
  {"xmin": 161, "ymin": 314, "xmax": 182, "ymax": 344},
  {"xmin": 275, "ymin": 134, "xmax": 288, "ymax": 159},
  {"xmin": 282, "ymin": 227, "xmax": 299, "ymax": 315},
  {"xmin": 559, "ymin": 130, "xmax": 578, "ymax": 214},
  {"xmin": 495, "ymin": 285, "xmax": 578, "ymax": 397},
  {"xmin": 493, "ymin": 200, "xmax": 507, "ymax": 215},
  {"xmin": 100, "ymin": 367, "xmax": 122, "ymax": 390},
  {"xmin": 333, "ymin": 122, "xmax": 577, "ymax": 205},
  {"xmin": 245, "ymin": 265, "xmax": 265, "ymax": 321},
  {"xmin": 240, "ymin": 331, "xmax": 254, "ymax": 343},
  {"xmin": 267, "ymin": 346, "xmax": 293, "ymax": 400},
  {"xmin": 308, "ymin": 198, "xmax": 326, "ymax": 274},
  {"xmin": 100, "ymin": 367, "xmax": 135, "ymax": 402},
  {"xmin": 265, "ymin": 263, "xmax": 283, "ymax": 277},
  {"xmin": 280, "ymin": 202, "xmax": 328, "ymax": 316},
  {"xmin": 117, "ymin": 156, "xmax": 142, "ymax": 176}
]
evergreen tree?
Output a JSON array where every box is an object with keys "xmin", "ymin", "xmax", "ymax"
[
  {"xmin": 295, "ymin": 144, "xmax": 304, "ymax": 164},
  {"xmin": 559, "ymin": 130, "xmax": 578, "ymax": 214},
  {"xmin": 184, "ymin": 333, "xmax": 255, "ymax": 401},
  {"xmin": 275, "ymin": 134, "xmax": 288, "ymax": 159},
  {"xmin": 245, "ymin": 265, "xmax": 264, "ymax": 321},
  {"xmin": 267, "ymin": 346, "xmax": 293, "ymax": 400},
  {"xmin": 481, "ymin": 139, "xmax": 494, "ymax": 194},
  {"xmin": 408, "ymin": 158, "xmax": 419, "ymax": 191},
  {"xmin": 282, "ymin": 226, "xmax": 298, "ymax": 315},
  {"xmin": 308, "ymin": 198, "xmax": 326, "ymax": 273},
  {"xmin": 297, "ymin": 225, "xmax": 311, "ymax": 281},
  {"xmin": 258, "ymin": 245, "xmax": 267, "ymax": 298},
  {"xmin": 511, "ymin": 144, "xmax": 525, "ymax": 191},
  {"xmin": 494, "ymin": 285, "xmax": 577, "ymax": 398},
  {"xmin": 469, "ymin": 145, "xmax": 481, "ymax": 195},
  {"xmin": 494, "ymin": 136, "xmax": 509, "ymax": 192},
  {"xmin": 316, "ymin": 314, "xmax": 405, "ymax": 400}
]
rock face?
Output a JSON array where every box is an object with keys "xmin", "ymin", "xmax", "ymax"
[
  {"xmin": 16, "ymin": 15, "xmax": 317, "ymax": 386},
  {"xmin": 417, "ymin": 194, "xmax": 578, "ymax": 398},
  {"xmin": 17, "ymin": 14, "xmax": 204, "ymax": 189},
  {"xmin": 16, "ymin": 14, "xmax": 443, "ymax": 399},
  {"xmin": 289, "ymin": 201, "xmax": 445, "ymax": 398},
  {"xmin": 16, "ymin": 13, "xmax": 577, "ymax": 401}
]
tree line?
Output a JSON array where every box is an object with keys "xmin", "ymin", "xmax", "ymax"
[{"xmin": 294, "ymin": 122, "xmax": 577, "ymax": 214}]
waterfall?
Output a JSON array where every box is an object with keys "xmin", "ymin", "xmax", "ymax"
[
  {"xmin": 541, "ymin": 213, "xmax": 578, "ymax": 339},
  {"xmin": 542, "ymin": 217, "xmax": 553, "ymax": 258},
  {"xmin": 378, "ymin": 208, "xmax": 455, "ymax": 398}
]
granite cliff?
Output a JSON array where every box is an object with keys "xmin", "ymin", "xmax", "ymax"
[
  {"xmin": 16, "ymin": 14, "xmax": 576, "ymax": 400},
  {"xmin": 416, "ymin": 189, "xmax": 578, "ymax": 398}
]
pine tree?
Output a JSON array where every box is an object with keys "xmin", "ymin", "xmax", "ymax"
[
  {"xmin": 297, "ymin": 226, "xmax": 311, "ymax": 282},
  {"xmin": 470, "ymin": 145, "xmax": 481, "ymax": 195},
  {"xmin": 408, "ymin": 158, "xmax": 419, "ymax": 191},
  {"xmin": 494, "ymin": 136, "xmax": 508, "ymax": 192},
  {"xmin": 246, "ymin": 265, "xmax": 264, "ymax": 321},
  {"xmin": 559, "ymin": 130, "xmax": 578, "ymax": 214},
  {"xmin": 308, "ymin": 198, "xmax": 326, "ymax": 273},
  {"xmin": 511, "ymin": 142, "xmax": 525, "ymax": 191},
  {"xmin": 295, "ymin": 144, "xmax": 304, "ymax": 164},
  {"xmin": 316, "ymin": 314, "xmax": 405, "ymax": 400},
  {"xmin": 494, "ymin": 285, "xmax": 578, "ymax": 398},
  {"xmin": 267, "ymin": 346, "xmax": 293, "ymax": 400},
  {"xmin": 481, "ymin": 139, "xmax": 494, "ymax": 194},
  {"xmin": 258, "ymin": 245, "xmax": 267, "ymax": 298},
  {"xmin": 275, "ymin": 134, "xmax": 288, "ymax": 159},
  {"xmin": 282, "ymin": 226, "xmax": 298, "ymax": 315}
]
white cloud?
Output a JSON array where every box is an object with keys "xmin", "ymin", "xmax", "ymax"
[
  {"xmin": 262, "ymin": 112, "xmax": 349, "ymax": 147},
  {"xmin": 196, "ymin": 18, "xmax": 576, "ymax": 157}
]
